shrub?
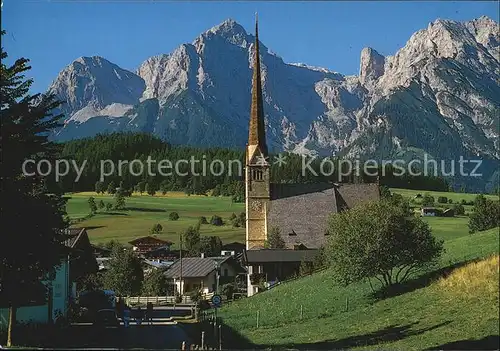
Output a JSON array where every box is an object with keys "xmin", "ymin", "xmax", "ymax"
[
  {"xmin": 198, "ymin": 216, "xmax": 208, "ymax": 225},
  {"xmin": 88, "ymin": 197, "xmax": 97, "ymax": 214},
  {"xmin": 379, "ymin": 186, "xmax": 391, "ymax": 199},
  {"xmin": 175, "ymin": 292, "xmax": 182, "ymax": 304},
  {"xmin": 188, "ymin": 290, "xmax": 202, "ymax": 304},
  {"xmin": 222, "ymin": 283, "xmax": 235, "ymax": 300},
  {"xmin": 150, "ymin": 223, "xmax": 163, "ymax": 235},
  {"xmin": 453, "ymin": 203, "xmax": 465, "ymax": 216},
  {"xmin": 107, "ymin": 181, "xmax": 116, "ymax": 195},
  {"xmin": 437, "ymin": 196, "xmax": 448, "ymax": 204},
  {"xmin": 105, "ymin": 203, "xmax": 113, "ymax": 211},
  {"xmin": 210, "ymin": 215, "xmax": 223, "ymax": 226},
  {"xmin": 114, "ymin": 191, "xmax": 126, "ymax": 210},
  {"xmin": 468, "ymin": 195, "xmax": 500, "ymax": 233},
  {"xmin": 421, "ymin": 194, "xmax": 435, "ymax": 207},
  {"xmin": 448, "ymin": 198, "xmax": 453, "ymax": 204},
  {"xmin": 169, "ymin": 212, "xmax": 180, "ymax": 221}
]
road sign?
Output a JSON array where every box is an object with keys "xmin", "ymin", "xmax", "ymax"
[{"xmin": 211, "ymin": 294, "xmax": 222, "ymax": 308}]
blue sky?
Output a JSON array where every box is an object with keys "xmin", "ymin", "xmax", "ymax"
[{"xmin": 2, "ymin": 1, "xmax": 498, "ymax": 93}]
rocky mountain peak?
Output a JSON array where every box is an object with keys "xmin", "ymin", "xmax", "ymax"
[
  {"xmin": 48, "ymin": 55, "xmax": 145, "ymax": 121},
  {"xmin": 195, "ymin": 18, "xmax": 251, "ymax": 48},
  {"xmin": 359, "ymin": 47, "xmax": 385, "ymax": 86},
  {"xmin": 49, "ymin": 16, "xmax": 499, "ymax": 190},
  {"xmin": 465, "ymin": 15, "xmax": 499, "ymax": 59}
]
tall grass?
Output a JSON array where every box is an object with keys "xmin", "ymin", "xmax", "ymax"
[{"xmin": 439, "ymin": 255, "xmax": 499, "ymax": 298}]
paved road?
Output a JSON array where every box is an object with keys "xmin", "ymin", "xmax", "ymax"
[
  {"xmin": 53, "ymin": 324, "xmax": 190, "ymax": 349},
  {"xmin": 59, "ymin": 307, "xmax": 193, "ymax": 349}
]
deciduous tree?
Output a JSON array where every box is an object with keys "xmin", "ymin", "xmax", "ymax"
[
  {"xmin": 183, "ymin": 225, "xmax": 201, "ymax": 256},
  {"xmin": 142, "ymin": 269, "xmax": 169, "ymax": 296},
  {"xmin": 102, "ymin": 245, "xmax": 143, "ymax": 296},
  {"xmin": 200, "ymin": 236, "xmax": 223, "ymax": 257},
  {"xmin": 468, "ymin": 195, "xmax": 500, "ymax": 233},
  {"xmin": 326, "ymin": 200, "xmax": 443, "ymax": 292}
]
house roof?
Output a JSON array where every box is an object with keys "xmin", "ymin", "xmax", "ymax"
[
  {"xmin": 268, "ymin": 183, "xmax": 380, "ymax": 249},
  {"xmin": 128, "ymin": 236, "xmax": 173, "ymax": 246},
  {"xmin": 243, "ymin": 249, "xmax": 319, "ymax": 263},
  {"xmin": 63, "ymin": 228, "xmax": 87, "ymax": 248},
  {"xmin": 221, "ymin": 242, "xmax": 246, "ymax": 251},
  {"xmin": 143, "ymin": 259, "xmax": 174, "ymax": 269},
  {"xmin": 164, "ymin": 256, "xmax": 241, "ymax": 278}
]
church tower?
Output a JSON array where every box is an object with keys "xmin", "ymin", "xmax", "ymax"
[{"xmin": 245, "ymin": 14, "xmax": 270, "ymax": 250}]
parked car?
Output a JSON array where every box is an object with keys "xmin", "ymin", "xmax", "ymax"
[{"xmin": 93, "ymin": 309, "xmax": 120, "ymax": 328}]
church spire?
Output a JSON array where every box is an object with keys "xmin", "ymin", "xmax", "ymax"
[{"xmin": 248, "ymin": 13, "xmax": 267, "ymax": 155}]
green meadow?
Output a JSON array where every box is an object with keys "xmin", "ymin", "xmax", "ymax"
[
  {"xmin": 65, "ymin": 192, "xmax": 245, "ymax": 246},
  {"xmin": 390, "ymin": 187, "xmax": 498, "ymax": 203},
  {"xmin": 218, "ymin": 227, "xmax": 500, "ymax": 350},
  {"xmin": 66, "ymin": 188, "xmax": 498, "ymax": 246}
]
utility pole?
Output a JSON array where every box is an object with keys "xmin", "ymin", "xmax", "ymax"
[
  {"xmin": 179, "ymin": 231, "xmax": 183, "ymax": 299},
  {"xmin": 214, "ymin": 260, "xmax": 220, "ymax": 341}
]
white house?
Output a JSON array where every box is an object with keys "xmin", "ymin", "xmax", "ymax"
[
  {"xmin": 164, "ymin": 256, "xmax": 245, "ymax": 295},
  {"xmin": 0, "ymin": 259, "xmax": 70, "ymax": 326},
  {"xmin": 0, "ymin": 228, "xmax": 97, "ymax": 326}
]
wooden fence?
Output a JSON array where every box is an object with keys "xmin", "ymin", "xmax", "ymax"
[
  {"xmin": 119, "ymin": 292, "xmax": 215, "ymax": 306},
  {"xmin": 119, "ymin": 296, "xmax": 191, "ymax": 306}
]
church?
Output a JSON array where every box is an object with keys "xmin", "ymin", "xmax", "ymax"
[{"xmin": 243, "ymin": 17, "xmax": 380, "ymax": 296}]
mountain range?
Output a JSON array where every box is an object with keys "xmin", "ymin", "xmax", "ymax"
[{"xmin": 47, "ymin": 16, "xmax": 499, "ymax": 189}]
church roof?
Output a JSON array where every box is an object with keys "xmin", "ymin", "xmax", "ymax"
[
  {"xmin": 243, "ymin": 249, "xmax": 319, "ymax": 263},
  {"xmin": 247, "ymin": 14, "xmax": 267, "ymax": 156},
  {"xmin": 268, "ymin": 183, "xmax": 380, "ymax": 249}
]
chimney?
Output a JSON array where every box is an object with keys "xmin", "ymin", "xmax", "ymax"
[{"xmin": 201, "ymin": 253, "xmax": 205, "ymax": 258}]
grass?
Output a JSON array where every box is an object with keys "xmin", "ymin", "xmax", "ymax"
[
  {"xmin": 438, "ymin": 255, "xmax": 499, "ymax": 298},
  {"xmin": 390, "ymin": 188, "xmax": 498, "ymax": 203},
  {"xmin": 65, "ymin": 192, "xmax": 245, "ymax": 246},
  {"xmin": 218, "ymin": 226, "xmax": 500, "ymax": 350},
  {"xmin": 66, "ymin": 188, "xmax": 496, "ymax": 247}
]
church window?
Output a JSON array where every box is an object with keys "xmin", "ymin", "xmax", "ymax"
[{"xmin": 252, "ymin": 169, "xmax": 263, "ymax": 181}]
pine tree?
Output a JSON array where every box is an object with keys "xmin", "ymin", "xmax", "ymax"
[
  {"xmin": 88, "ymin": 196, "xmax": 97, "ymax": 214},
  {"xmin": 266, "ymin": 227, "xmax": 286, "ymax": 249},
  {"xmin": 107, "ymin": 181, "xmax": 116, "ymax": 195},
  {"xmin": 114, "ymin": 189, "xmax": 126, "ymax": 210},
  {"xmin": 0, "ymin": 32, "xmax": 68, "ymax": 346},
  {"xmin": 95, "ymin": 181, "xmax": 105, "ymax": 194}
]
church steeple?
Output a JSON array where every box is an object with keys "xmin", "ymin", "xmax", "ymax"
[
  {"xmin": 245, "ymin": 14, "xmax": 270, "ymax": 253},
  {"xmin": 248, "ymin": 13, "xmax": 268, "ymax": 158}
]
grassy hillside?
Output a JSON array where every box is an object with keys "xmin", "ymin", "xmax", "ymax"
[
  {"xmin": 65, "ymin": 192, "xmax": 245, "ymax": 245},
  {"xmin": 218, "ymin": 227, "xmax": 499, "ymax": 350}
]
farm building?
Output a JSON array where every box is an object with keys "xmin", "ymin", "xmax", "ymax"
[{"xmin": 421, "ymin": 207, "xmax": 440, "ymax": 216}]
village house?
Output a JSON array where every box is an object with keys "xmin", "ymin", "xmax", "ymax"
[
  {"xmin": 220, "ymin": 242, "xmax": 246, "ymax": 258},
  {"xmin": 163, "ymin": 255, "xmax": 246, "ymax": 295},
  {"xmin": 0, "ymin": 228, "xmax": 97, "ymax": 326},
  {"xmin": 243, "ymin": 249, "xmax": 318, "ymax": 294},
  {"xmin": 421, "ymin": 207, "xmax": 440, "ymax": 216},
  {"xmin": 128, "ymin": 236, "xmax": 173, "ymax": 255}
]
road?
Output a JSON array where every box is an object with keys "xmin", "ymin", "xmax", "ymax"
[{"xmin": 58, "ymin": 307, "xmax": 193, "ymax": 349}]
